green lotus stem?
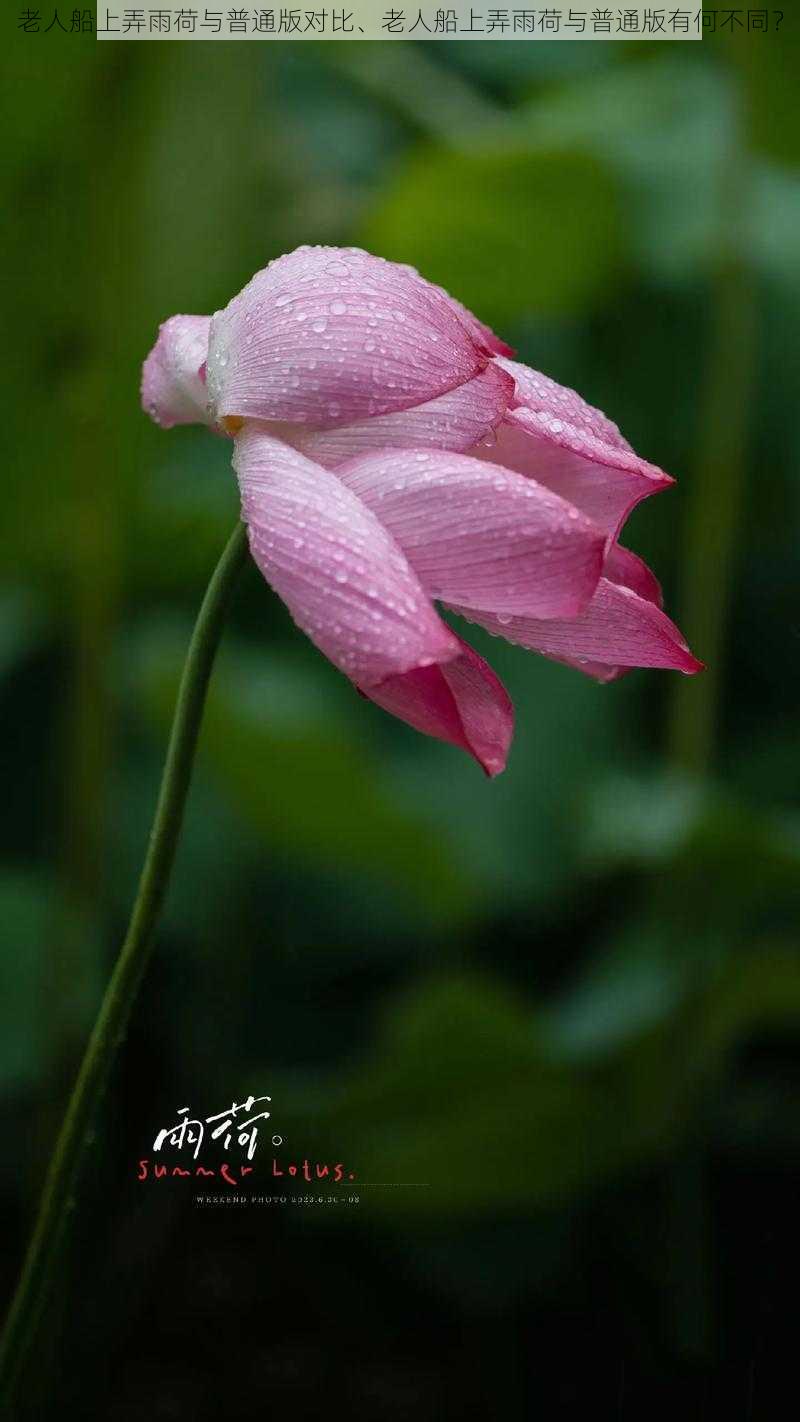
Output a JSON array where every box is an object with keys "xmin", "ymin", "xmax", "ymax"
[
  {"xmin": 668, "ymin": 118, "xmax": 756, "ymax": 777},
  {"xmin": 0, "ymin": 520, "xmax": 250, "ymax": 1408},
  {"xmin": 668, "ymin": 254, "xmax": 756, "ymax": 775}
]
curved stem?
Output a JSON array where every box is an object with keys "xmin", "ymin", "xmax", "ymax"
[{"xmin": 0, "ymin": 520, "xmax": 249, "ymax": 1408}]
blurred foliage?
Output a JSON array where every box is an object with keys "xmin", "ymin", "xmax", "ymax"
[
  {"xmin": 1, "ymin": 28, "xmax": 799, "ymax": 1418},
  {"xmin": 0, "ymin": 873, "xmax": 50, "ymax": 1094},
  {"xmin": 364, "ymin": 146, "xmax": 622, "ymax": 321},
  {"xmin": 133, "ymin": 623, "xmax": 474, "ymax": 920},
  {"xmin": 282, "ymin": 947, "xmax": 800, "ymax": 1219}
]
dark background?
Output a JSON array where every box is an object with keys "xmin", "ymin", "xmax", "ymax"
[{"xmin": 2, "ymin": 25, "xmax": 799, "ymax": 1419}]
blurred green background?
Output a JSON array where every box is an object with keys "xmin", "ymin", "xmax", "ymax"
[{"xmin": 2, "ymin": 28, "xmax": 800, "ymax": 1419}]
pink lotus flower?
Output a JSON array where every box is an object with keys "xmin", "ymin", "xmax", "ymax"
[{"xmin": 141, "ymin": 245, "xmax": 702, "ymax": 776}]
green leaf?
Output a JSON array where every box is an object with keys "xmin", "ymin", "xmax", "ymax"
[
  {"xmin": 580, "ymin": 773, "xmax": 800, "ymax": 931},
  {"xmin": 280, "ymin": 952, "xmax": 800, "ymax": 1219},
  {"xmin": 319, "ymin": 973, "xmax": 620, "ymax": 1217},
  {"xmin": 362, "ymin": 146, "xmax": 622, "ymax": 323},
  {"xmin": 519, "ymin": 56, "xmax": 733, "ymax": 282},
  {"xmin": 129, "ymin": 623, "xmax": 473, "ymax": 925}
]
